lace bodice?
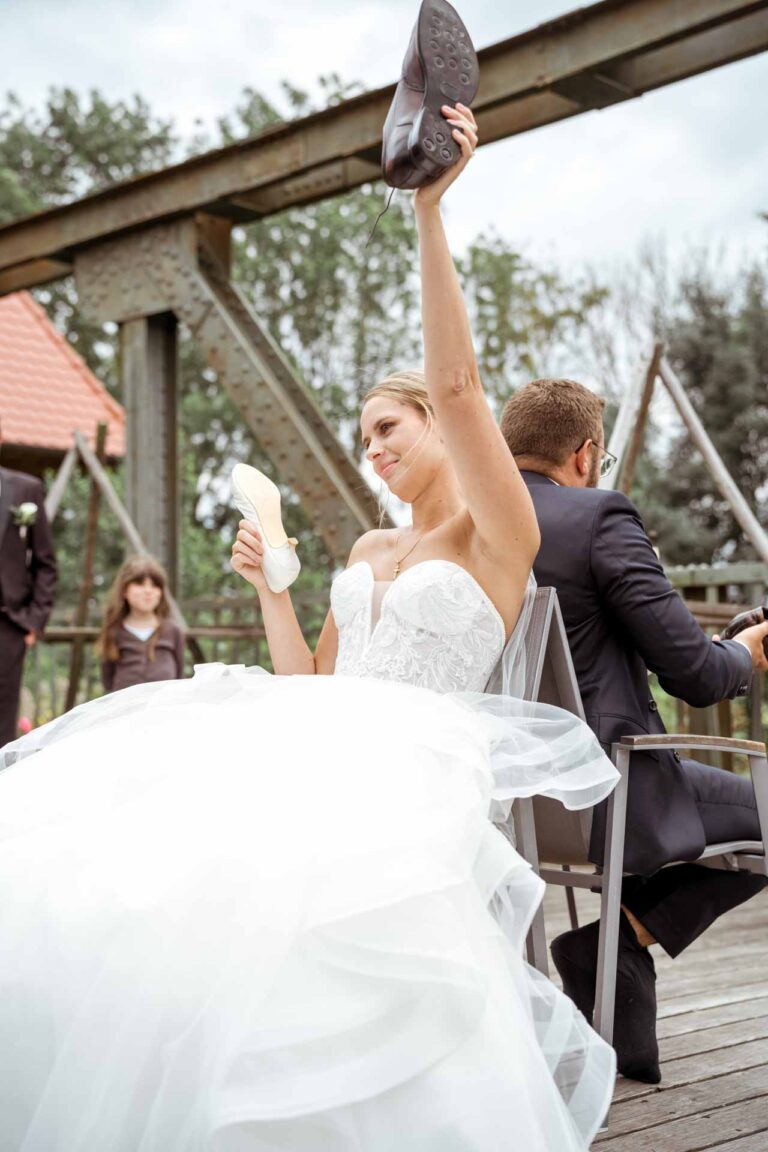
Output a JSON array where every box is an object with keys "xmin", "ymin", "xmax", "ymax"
[{"xmin": 331, "ymin": 560, "xmax": 506, "ymax": 693}]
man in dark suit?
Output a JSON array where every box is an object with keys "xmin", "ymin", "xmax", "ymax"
[
  {"xmin": 0, "ymin": 437, "xmax": 57, "ymax": 747},
  {"xmin": 501, "ymin": 377, "xmax": 768, "ymax": 1083}
]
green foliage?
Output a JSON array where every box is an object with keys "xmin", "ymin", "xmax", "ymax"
[
  {"xmin": 0, "ymin": 89, "xmax": 177, "ymax": 392},
  {"xmin": 458, "ymin": 230, "xmax": 607, "ymax": 407},
  {"xmin": 1, "ymin": 81, "xmax": 605, "ymax": 614},
  {"xmin": 631, "ymin": 252, "xmax": 768, "ymax": 564},
  {"xmin": 0, "ymin": 88, "xmax": 176, "ymax": 210}
]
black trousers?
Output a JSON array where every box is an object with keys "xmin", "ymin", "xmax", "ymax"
[
  {"xmin": 622, "ymin": 758, "xmax": 768, "ymax": 958},
  {"xmin": 0, "ymin": 614, "xmax": 27, "ymax": 748}
]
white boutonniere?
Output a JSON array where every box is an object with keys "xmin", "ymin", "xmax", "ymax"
[{"xmin": 11, "ymin": 501, "xmax": 38, "ymax": 542}]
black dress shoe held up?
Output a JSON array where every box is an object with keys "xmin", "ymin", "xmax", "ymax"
[
  {"xmin": 720, "ymin": 604, "xmax": 768, "ymax": 659},
  {"xmin": 551, "ymin": 913, "xmax": 661, "ymax": 1084},
  {"xmin": 382, "ymin": 0, "xmax": 479, "ymax": 189}
]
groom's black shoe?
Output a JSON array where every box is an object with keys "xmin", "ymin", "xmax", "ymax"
[
  {"xmin": 381, "ymin": 0, "xmax": 479, "ymax": 189},
  {"xmin": 551, "ymin": 913, "xmax": 661, "ymax": 1084},
  {"xmin": 720, "ymin": 604, "xmax": 768, "ymax": 659}
]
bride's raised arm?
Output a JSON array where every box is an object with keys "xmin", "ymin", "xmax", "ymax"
[{"xmin": 414, "ymin": 104, "xmax": 540, "ymax": 581}]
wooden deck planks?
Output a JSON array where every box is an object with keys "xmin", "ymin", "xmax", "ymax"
[
  {"xmin": 657, "ymin": 996, "xmax": 768, "ymax": 1039},
  {"xmin": 540, "ymin": 884, "xmax": 768, "ymax": 1151},
  {"xmin": 706, "ymin": 1137, "xmax": 768, "ymax": 1152},
  {"xmin": 661, "ymin": 1015, "xmax": 768, "ymax": 1060},
  {"xmin": 657, "ymin": 985, "xmax": 768, "ymax": 1022},
  {"xmin": 597, "ymin": 1096, "xmax": 768, "ymax": 1151},
  {"xmin": 593, "ymin": 1066, "xmax": 768, "ymax": 1142}
]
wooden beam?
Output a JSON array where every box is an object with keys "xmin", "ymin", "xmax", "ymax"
[
  {"xmin": 121, "ymin": 312, "xmax": 179, "ymax": 592},
  {"xmin": 618, "ymin": 342, "xmax": 664, "ymax": 495},
  {"xmin": 73, "ymin": 430, "xmax": 196, "ymax": 647},
  {"xmin": 0, "ymin": 257, "xmax": 73, "ymax": 293},
  {"xmin": 74, "ymin": 430, "xmax": 146, "ymax": 554},
  {"xmin": 667, "ymin": 561, "xmax": 767, "ymax": 588},
  {"xmin": 601, "ymin": 354, "xmax": 652, "ymax": 492},
  {"xmin": 44, "ymin": 446, "xmax": 78, "ymax": 522},
  {"xmin": 2, "ymin": 0, "xmax": 767, "ymax": 293},
  {"xmin": 65, "ymin": 423, "xmax": 107, "ymax": 713},
  {"xmin": 658, "ymin": 355, "xmax": 768, "ymax": 565}
]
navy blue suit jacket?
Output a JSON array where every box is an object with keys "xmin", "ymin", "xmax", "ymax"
[{"xmin": 522, "ymin": 470, "xmax": 752, "ymax": 876}]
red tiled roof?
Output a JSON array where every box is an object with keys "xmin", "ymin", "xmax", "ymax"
[{"xmin": 0, "ymin": 291, "xmax": 125, "ymax": 457}]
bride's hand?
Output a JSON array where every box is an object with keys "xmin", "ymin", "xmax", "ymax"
[
  {"xmin": 231, "ymin": 521, "xmax": 268, "ymax": 592},
  {"xmin": 413, "ymin": 103, "xmax": 477, "ymax": 211}
]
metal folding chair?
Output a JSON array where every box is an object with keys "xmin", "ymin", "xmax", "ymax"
[{"xmin": 486, "ymin": 587, "xmax": 768, "ymax": 1047}]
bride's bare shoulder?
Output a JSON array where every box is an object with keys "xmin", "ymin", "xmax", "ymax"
[{"xmin": 347, "ymin": 529, "xmax": 397, "ymax": 568}]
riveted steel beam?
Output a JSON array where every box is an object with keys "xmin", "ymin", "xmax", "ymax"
[
  {"xmin": 2, "ymin": 0, "xmax": 767, "ymax": 294},
  {"xmin": 121, "ymin": 313, "xmax": 179, "ymax": 590},
  {"xmin": 74, "ymin": 218, "xmax": 377, "ymax": 562}
]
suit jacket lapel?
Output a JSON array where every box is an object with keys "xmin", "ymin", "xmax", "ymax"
[{"xmin": 0, "ymin": 467, "xmax": 16, "ymax": 553}]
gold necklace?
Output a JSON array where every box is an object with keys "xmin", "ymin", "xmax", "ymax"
[{"xmin": 392, "ymin": 530, "xmax": 425, "ymax": 580}]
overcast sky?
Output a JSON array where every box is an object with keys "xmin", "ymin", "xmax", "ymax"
[{"xmin": 2, "ymin": 0, "xmax": 767, "ymax": 273}]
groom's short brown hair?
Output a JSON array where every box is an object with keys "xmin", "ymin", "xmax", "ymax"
[{"xmin": 500, "ymin": 378, "xmax": 605, "ymax": 466}]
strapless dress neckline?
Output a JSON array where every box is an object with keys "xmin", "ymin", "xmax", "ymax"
[{"xmin": 347, "ymin": 558, "xmax": 508, "ymax": 646}]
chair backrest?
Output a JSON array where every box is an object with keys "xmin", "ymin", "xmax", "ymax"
[
  {"xmin": 485, "ymin": 584, "xmax": 554, "ymax": 699},
  {"xmin": 488, "ymin": 587, "xmax": 593, "ymax": 864}
]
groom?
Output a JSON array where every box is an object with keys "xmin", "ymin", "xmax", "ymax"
[
  {"xmin": 500, "ymin": 377, "xmax": 768, "ymax": 1083},
  {"xmin": 0, "ymin": 431, "xmax": 57, "ymax": 748}
]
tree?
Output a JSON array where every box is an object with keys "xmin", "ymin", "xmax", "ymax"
[
  {"xmin": 0, "ymin": 90, "xmax": 179, "ymax": 609},
  {"xmin": 655, "ymin": 257, "xmax": 768, "ymax": 563},
  {"xmin": 1, "ymin": 83, "xmax": 606, "ymax": 609},
  {"xmin": 458, "ymin": 230, "xmax": 606, "ymax": 409},
  {"xmin": 1, "ymin": 89, "xmax": 177, "ymax": 385},
  {"xmin": 620, "ymin": 249, "xmax": 768, "ymax": 566}
]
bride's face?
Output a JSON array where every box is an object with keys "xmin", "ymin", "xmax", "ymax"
[{"xmin": 361, "ymin": 396, "xmax": 445, "ymax": 502}]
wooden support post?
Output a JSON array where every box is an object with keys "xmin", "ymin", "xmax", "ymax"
[
  {"xmin": 121, "ymin": 312, "xmax": 179, "ymax": 593},
  {"xmin": 45, "ymin": 446, "xmax": 78, "ymax": 522},
  {"xmin": 73, "ymin": 430, "xmax": 204, "ymax": 666},
  {"xmin": 618, "ymin": 342, "xmax": 663, "ymax": 496},
  {"xmin": 65, "ymin": 423, "xmax": 107, "ymax": 713},
  {"xmin": 658, "ymin": 356, "xmax": 768, "ymax": 564},
  {"xmin": 74, "ymin": 431, "xmax": 147, "ymax": 553}
]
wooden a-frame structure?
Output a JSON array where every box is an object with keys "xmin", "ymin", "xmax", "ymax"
[
  {"xmin": 44, "ymin": 426, "xmax": 205, "ymax": 712},
  {"xmin": 603, "ymin": 344, "xmax": 768, "ymax": 567}
]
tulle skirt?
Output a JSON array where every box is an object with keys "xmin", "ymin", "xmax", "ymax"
[{"xmin": 0, "ymin": 666, "xmax": 617, "ymax": 1150}]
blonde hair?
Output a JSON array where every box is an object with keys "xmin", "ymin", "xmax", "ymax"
[
  {"xmin": 362, "ymin": 370, "xmax": 436, "ymax": 526},
  {"xmin": 362, "ymin": 370, "xmax": 434, "ymax": 423}
]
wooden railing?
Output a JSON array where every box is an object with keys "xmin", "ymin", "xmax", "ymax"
[
  {"xmin": 661, "ymin": 562, "xmax": 766, "ymax": 764},
  {"xmin": 19, "ymin": 588, "xmax": 326, "ymax": 728},
  {"xmin": 18, "ymin": 564, "xmax": 767, "ymax": 756}
]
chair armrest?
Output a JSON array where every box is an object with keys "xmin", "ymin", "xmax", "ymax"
[{"xmin": 617, "ymin": 733, "xmax": 766, "ymax": 758}]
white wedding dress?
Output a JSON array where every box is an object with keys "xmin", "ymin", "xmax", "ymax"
[{"xmin": 0, "ymin": 560, "xmax": 618, "ymax": 1151}]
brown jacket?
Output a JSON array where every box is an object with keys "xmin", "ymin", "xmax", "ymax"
[
  {"xmin": 101, "ymin": 619, "xmax": 186, "ymax": 693},
  {"xmin": 0, "ymin": 466, "xmax": 57, "ymax": 634}
]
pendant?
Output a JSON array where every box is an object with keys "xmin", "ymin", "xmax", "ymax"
[{"xmin": 392, "ymin": 562, "xmax": 401, "ymax": 580}]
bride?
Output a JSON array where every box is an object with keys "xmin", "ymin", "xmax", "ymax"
[{"xmin": 0, "ymin": 106, "xmax": 618, "ymax": 1150}]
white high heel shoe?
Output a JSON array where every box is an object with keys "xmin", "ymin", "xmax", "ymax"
[{"xmin": 231, "ymin": 464, "xmax": 301, "ymax": 594}]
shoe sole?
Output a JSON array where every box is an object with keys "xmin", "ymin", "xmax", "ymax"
[
  {"xmin": 410, "ymin": 0, "xmax": 479, "ymax": 174},
  {"xmin": 231, "ymin": 464, "xmax": 301, "ymax": 594},
  {"xmin": 720, "ymin": 604, "xmax": 768, "ymax": 658}
]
